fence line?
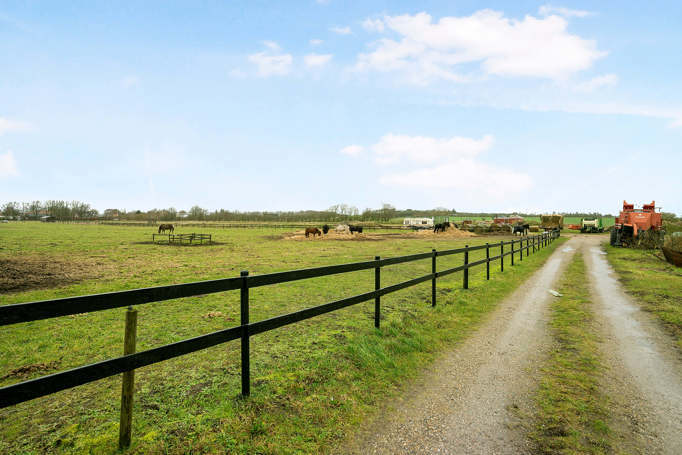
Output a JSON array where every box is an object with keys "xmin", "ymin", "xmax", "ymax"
[{"xmin": 0, "ymin": 230, "xmax": 559, "ymax": 448}]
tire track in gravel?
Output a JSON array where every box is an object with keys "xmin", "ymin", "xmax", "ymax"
[
  {"xmin": 583, "ymin": 236, "xmax": 682, "ymax": 454},
  {"xmin": 343, "ymin": 237, "xmax": 579, "ymax": 455}
]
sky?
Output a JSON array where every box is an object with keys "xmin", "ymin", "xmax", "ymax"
[{"xmin": 1, "ymin": 1, "xmax": 681, "ymax": 215}]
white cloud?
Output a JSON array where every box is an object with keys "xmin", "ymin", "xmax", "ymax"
[
  {"xmin": 573, "ymin": 73, "xmax": 618, "ymax": 92},
  {"xmin": 373, "ymin": 133, "xmax": 494, "ymax": 165},
  {"xmin": 121, "ymin": 75, "xmax": 139, "ymax": 88},
  {"xmin": 304, "ymin": 53, "xmax": 333, "ymax": 67},
  {"xmin": 0, "ymin": 117, "xmax": 31, "ymax": 135},
  {"xmin": 262, "ymin": 40, "xmax": 281, "ymax": 51},
  {"xmin": 310, "ymin": 39, "xmax": 324, "ymax": 46},
  {"xmin": 340, "ymin": 145, "xmax": 364, "ymax": 156},
  {"xmin": 362, "ymin": 18, "xmax": 385, "ymax": 32},
  {"xmin": 248, "ymin": 52, "xmax": 293, "ymax": 77},
  {"xmin": 330, "ymin": 26, "xmax": 352, "ymax": 35},
  {"xmin": 539, "ymin": 5, "xmax": 594, "ymax": 18},
  {"xmin": 355, "ymin": 10, "xmax": 606, "ymax": 84},
  {"xmin": 348, "ymin": 133, "xmax": 530, "ymax": 196},
  {"xmin": 0, "ymin": 150, "xmax": 19, "ymax": 178}
]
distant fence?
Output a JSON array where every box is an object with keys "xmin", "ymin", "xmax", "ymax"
[{"xmin": 0, "ymin": 230, "xmax": 559, "ymax": 448}]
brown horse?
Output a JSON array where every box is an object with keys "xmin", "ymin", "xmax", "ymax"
[
  {"xmin": 305, "ymin": 227, "xmax": 321, "ymax": 238},
  {"xmin": 158, "ymin": 223, "xmax": 174, "ymax": 234}
]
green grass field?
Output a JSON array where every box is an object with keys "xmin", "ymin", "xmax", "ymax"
[
  {"xmin": 1, "ymin": 222, "xmax": 563, "ymax": 454},
  {"xmin": 604, "ymin": 244, "xmax": 682, "ymax": 349}
]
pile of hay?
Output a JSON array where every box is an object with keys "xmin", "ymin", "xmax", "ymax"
[
  {"xmin": 634, "ymin": 229, "xmax": 665, "ymax": 249},
  {"xmin": 664, "ymin": 232, "xmax": 682, "ymax": 252}
]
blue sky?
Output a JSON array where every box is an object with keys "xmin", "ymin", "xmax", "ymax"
[{"xmin": 1, "ymin": 1, "xmax": 680, "ymax": 215}]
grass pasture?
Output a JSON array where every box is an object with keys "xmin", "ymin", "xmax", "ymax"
[{"xmin": 1, "ymin": 222, "xmax": 563, "ymax": 454}]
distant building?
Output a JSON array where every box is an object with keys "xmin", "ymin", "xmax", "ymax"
[
  {"xmin": 403, "ymin": 217, "xmax": 434, "ymax": 226},
  {"xmin": 103, "ymin": 209, "xmax": 120, "ymax": 219},
  {"xmin": 40, "ymin": 216, "xmax": 56, "ymax": 222}
]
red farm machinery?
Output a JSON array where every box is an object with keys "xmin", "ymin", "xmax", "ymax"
[{"xmin": 610, "ymin": 200, "xmax": 664, "ymax": 248}]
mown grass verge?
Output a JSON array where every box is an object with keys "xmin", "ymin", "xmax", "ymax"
[
  {"xmin": 604, "ymin": 245, "xmax": 682, "ymax": 350},
  {"xmin": 1, "ymin": 223, "xmax": 564, "ymax": 454},
  {"xmin": 532, "ymin": 252, "xmax": 612, "ymax": 454}
]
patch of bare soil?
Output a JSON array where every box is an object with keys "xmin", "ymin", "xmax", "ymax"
[
  {"xmin": 1, "ymin": 361, "xmax": 60, "ymax": 380},
  {"xmin": 0, "ymin": 256, "xmax": 102, "ymax": 294},
  {"xmin": 284, "ymin": 228, "xmax": 476, "ymax": 241}
]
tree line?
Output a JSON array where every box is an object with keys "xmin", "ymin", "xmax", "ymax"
[{"xmin": 2, "ymin": 200, "xmax": 677, "ymax": 223}]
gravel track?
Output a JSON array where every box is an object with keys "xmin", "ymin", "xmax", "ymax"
[
  {"xmin": 343, "ymin": 237, "xmax": 579, "ymax": 455},
  {"xmin": 582, "ymin": 235, "xmax": 682, "ymax": 454}
]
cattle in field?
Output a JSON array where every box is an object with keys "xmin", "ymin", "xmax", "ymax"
[
  {"xmin": 305, "ymin": 227, "xmax": 321, "ymax": 238},
  {"xmin": 348, "ymin": 225, "xmax": 363, "ymax": 234},
  {"xmin": 158, "ymin": 224, "xmax": 174, "ymax": 234},
  {"xmin": 512, "ymin": 224, "xmax": 529, "ymax": 236},
  {"xmin": 434, "ymin": 222, "xmax": 455, "ymax": 233},
  {"xmin": 336, "ymin": 224, "xmax": 350, "ymax": 234},
  {"xmin": 322, "ymin": 224, "xmax": 330, "ymax": 234}
]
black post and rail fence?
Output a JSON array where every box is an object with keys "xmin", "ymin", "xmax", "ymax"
[{"xmin": 0, "ymin": 230, "xmax": 559, "ymax": 448}]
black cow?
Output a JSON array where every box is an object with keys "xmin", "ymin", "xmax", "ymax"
[
  {"xmin": 512, "ymin": 223, "xmax": 530, "ymax": 236},
  {"xmin": 434, "ymin": 222, "xmax": 451, "ymax": 233},
  {"xmin": 322, "ymin": 224, "xmax": 330, "ymax": 234},
  {"xmin": 349, "ymin": 225, "xmax": 363, "ymax": 234}
]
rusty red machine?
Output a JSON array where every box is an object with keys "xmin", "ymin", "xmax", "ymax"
[{"xmin": 610, "ymin": 200, "xmax": 663, "ymax": 247}]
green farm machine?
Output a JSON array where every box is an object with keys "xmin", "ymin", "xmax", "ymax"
[{"xmin": 580, "ymin": 218, "xmax": 604, "ymax": 233}]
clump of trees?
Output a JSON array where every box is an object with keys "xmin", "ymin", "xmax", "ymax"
[
  {"xmin": 1, "ymin": 200, "xmax": 98, "ymax": 220},
  {"xmin": 3, "ymin": 199, "xmax": 678, "ymax": 223}
]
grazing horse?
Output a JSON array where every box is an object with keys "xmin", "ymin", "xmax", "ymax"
[
  {"xmin": 348, "ymin": 225, "xmax": 363, "ymax": 234},
  {"xmin": 158, "ymin": 223, "xmax": 174, "ymax": 234},
  {"xmin": 322, "ymin": 224, "xmax": 330, "ymax": 234},
  {"xmin": 512, "ymin": 224, "xmax": 529, "ymax": 236},
  {"xmin": 305, "ymin": 227, "xmax": 321, "ymax": 238}
]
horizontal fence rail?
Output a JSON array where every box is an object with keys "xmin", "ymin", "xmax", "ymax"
[{"xmin": 0, "ymin": 230, "xmax": 559, "ymax": 448}]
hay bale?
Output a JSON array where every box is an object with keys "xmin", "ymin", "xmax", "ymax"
[{"xmin": 664, "ymin": 232, "xmax": 682, "ymax": 252}]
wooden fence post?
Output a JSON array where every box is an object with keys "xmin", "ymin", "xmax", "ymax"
[
  {"xmin": 511, "ymin": 240, "xmax": 515, "ymax": 266},
  {"xmin": 520, "ymin": 237, "xmax": 523, "ymax": 261},
  {"xmin": 118, "ymin": 306, "xmax": 137, "ymax": 450},
  {"xmin": 432, "ymin": 249, "xmax": 437, "ymax": 307},
  {"xmin": 485, "ymin": 243, "xmax": 490, "ymax": 280},
  {"xmin": 240, "ymin": 271, "xmax": 250, "ymax": 397},
  {"xmin": 375, "ymin": 256, "xmax": 381, "ymax": 327},
  {"xmin": 500, "ymin": 241, "xmax": 504, "ymax": 272},
  {"xmin": 463, "ymin": 245, "xmax": 469, "ymax": 289},
  {"xmin": 533, "ymin": 235, "xmax": 535, "ymax": 253}
]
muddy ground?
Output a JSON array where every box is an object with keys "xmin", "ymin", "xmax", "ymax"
[{"xmin": 0, "ymin": 256, "xmax": 102, "ymax": 294}]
